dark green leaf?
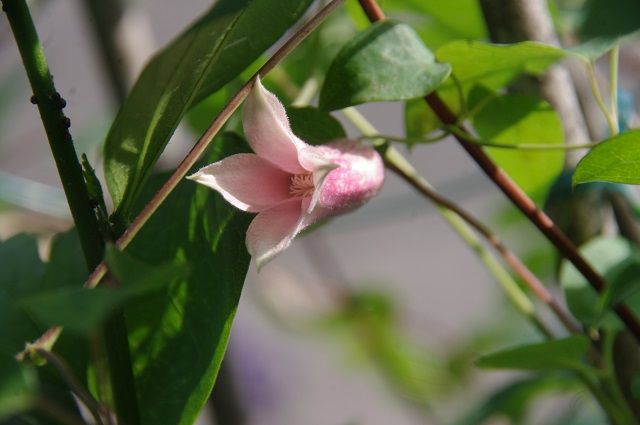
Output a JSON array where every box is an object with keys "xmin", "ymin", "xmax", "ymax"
[
  {"xmin": 287, "ymin": 107, "xmax": 346, "ymax": 145},
  {"xmin": 0, "ymin": 353, "xmax": 37, "ymax": 420},
  {"xmin": 19, "ymin": 247, "xmax": 186, "ymax": 334},
  {"xmin": 473, "ymin": 94, "xmax": 564, "ymax": 201},
  {"xmin": 574, "ymin": 130, "xmax": 640, "ymax": 186},
  {"xmin": 104, "ymin": 0, "xmax": 313, "ymax": 219},
  {"xmin": 0, "ymin": 235, "xmax": 46, "ymax": 354},
  {"xmin": 124, "ymin": 133, "xmax": 252, "ymax": 425},
  {"xmin": 476, "ymin": 336, "xmax": 590, "ymax": 371},
  {"xmin": 579, "ymin": 0, "xmax": 640, "ymax": 41},
  {"xmin": 319, "ymin": 20, "xmax": 450, "ymax": 111},
  {"xmin": 436, "ymin": 41, "xmax": 566, "ymax": 91}
]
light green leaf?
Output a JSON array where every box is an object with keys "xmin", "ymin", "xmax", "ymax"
[
  {"xmin": 436, "ymin": 41, "xmax": 566, "ymax": 91},
  {"xmin": 473, "ymin": 94, "xmax": 564, "ymax": 201},
  {"xmin": 125, "ymin": 133, "xmax": 252, "ymax": 425},
  {"xmin": 104, "ymin": 0, "xmax": 313, "ymax": 219},
  {"xmin": 319, "ymin": 20, "xmax": 450, "ymax": 111},
  {"xmin": 287, "ymin": 107, "xmax": 346, "ymax": 146},
  {"xmin": 476, "ymin": 336, "xmax": 590, "ymax": 371},
  {"xmin": 574, "ymin": 130, "xmax": 640, "ymax": 186}
]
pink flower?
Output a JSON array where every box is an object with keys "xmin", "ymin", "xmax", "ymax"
[{"xmin": 188, "ymin": 77, "xmax": 384, "ymax": 269}]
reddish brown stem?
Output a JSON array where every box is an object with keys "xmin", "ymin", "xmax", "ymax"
[{"xmin": 357, "ymin": 0, "xmax": 640, "ymax": 342}]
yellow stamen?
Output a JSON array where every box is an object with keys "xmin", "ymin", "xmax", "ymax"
[{"xmin": 289, "ymin": 173, "xmax": 314, "ymax": 197}]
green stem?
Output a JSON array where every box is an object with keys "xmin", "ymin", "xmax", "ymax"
[
  {"xmin": 2, "ymin": 1, "xmax": 139, "ymax": 423},
  {"xmin": 602, "ymin": 331, "xmax": 638, "ymax": 423},
  {"xmin": 2, "ymin": 0, "xmax": 103, "ymax": 268},
  {"xmin": 588, "ymin": 61, "xmax": 618, "ymax": 136},
  {"xmin": 609, "ymin": 45, "xmax": 620, "ymax": 135}
]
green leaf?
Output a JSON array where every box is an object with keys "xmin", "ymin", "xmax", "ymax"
[
  {"xmin": 436, "ymin": 41, "xmax": 566, "ymax": 91},
  {"xmin": 104, "ymin": 0, "xmax": 313, "ymax": 219},
  {"xmin": 125, "ymin": 133, "xmax": 252, "ymax": 425},
  {"xmin": 574, "ymin": 130, "xmax": 640, "ymax": 186},
  {"xmin": 476, "ymin": 336, "xmax": 590, "ymax": 371},
  {"xmin": 455, "ymin": 375, "xmax": 580, "ymax": 425},
  {"xmin": 287, "ymin": 107, "xmax": 346, "ymax": 145},
  {"xmin": 473, "ymin": 94, "xmax": 564, "ymax": 201},
  {"xmin": 19, "ymin": 247, "xmax": 186, "ymax": 334},
  {"xmin": 319, "ymin": 20, "xmax": 450, "ymax": 111},
  {"xmin": 383, "ymin": 0, "xmax": 487, "ymax": 48},
  {"xmin": 0, "ymin": 353, "xmax": 37, "ymax": 420},
  {"xmin": 560, "ymin": 236, "xmax": 635, "ymax": 326}
]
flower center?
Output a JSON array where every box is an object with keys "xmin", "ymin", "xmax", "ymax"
[{"xmin": 289, "ymin": 173, "xmax": 314, "ymax": 197}]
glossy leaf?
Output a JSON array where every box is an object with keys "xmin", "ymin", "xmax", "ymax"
[
  {"xmin": 104, "ymin": 0, "xmax": 313, "ymax": 219},
  {"xmin": 124, "ymin": 133, "xmax": 252, "ymax": 425},
  {"xmin": 319, "ymin": 20, "xmax": 450, "ymax": 111},
  {"xmin": 436, "ymin": 41, "xmax": 566, "ymax": 91},
  {"xmin": 473, "ymin": 94, "xmax": 564, "ymax": 201},
  {"xmin": 574, "ymin": 130, "xmax": 640, "ymax": 186},
  {"xmin": 287, "ymin": 106, "xmax": 346, "ymax": 146},
  {"xmin": 476, "ymin": 336, "xmax": 590, "ymax": 371}
]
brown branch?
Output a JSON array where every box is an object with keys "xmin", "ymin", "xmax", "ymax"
[{"xmin": 357, "ymin": 0, "xmax": 640, "ymax": 342}]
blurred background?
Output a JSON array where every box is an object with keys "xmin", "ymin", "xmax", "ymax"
[{"xmin": 2, "ymin": 0, "xmax": 639, "ymax": 424}]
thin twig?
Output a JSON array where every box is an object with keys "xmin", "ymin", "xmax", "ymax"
[{"xmin": 356, "ymin": 0, "xmax": 640, "ymax": 344}]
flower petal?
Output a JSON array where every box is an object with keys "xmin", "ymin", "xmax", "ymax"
[
  {"xmin": 315, "ymin": 139, "xmax": 385, "ymax": 213},
  {"xmin": 243, "ymin": 77, "xmax": 307, "ymax": 174},
  {"xmin": 246, "ymin": 199, "xmax": 306, "ymax": 270},
  {"xmin": 187, "ymin": 154, "xmax": 292, "ymax": 212}
]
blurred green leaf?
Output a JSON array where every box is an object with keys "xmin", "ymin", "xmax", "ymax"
[
  {"xmin": 0, "ymin": 353, "xmax": 37, "ymax": 420},
  {"xmin": 436, "ymin": 41, "xmax": 566, "ymax": 91},
  {"xmin": 320, "ymin": 20, "xmax": 450, "ymax": 111},
  {"xmin": 287, "ymin": 107, "xmax": 346, "ymax": 146},
  {"xmin": 574, "ymin": 130, "xmax": 640, "ymax": 186},
  {"xmin": 104, "ymin": 0, "xmax": 313, "ymax": 219},
  {"xmin": 560, "ymin": 236, "xmax": 640, "ymax": 327},
  {"xmin": 477, "ymin": 336, "xmax": 590, "ymax": 371},
  {"xmin": 124, "ymin": 133, "xmax": 252, "ymax": 425},
  {"xmin": 579, "ymin": 0, "xmax": 640, "ymax": 41},
  {"xmin": 455, "ymin": 375, "xmax": 580, "ymax": 425},
  {"xmin": 600, "ymin": 253, "xmax": 640, "ymax": 311},
  {"xmin": 19, "ymin": 247, "xmax": 186, "ymax": 334},
  {"xmin": 473, "ymin": 94, "xmax": 564, "ymax": 202}
]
